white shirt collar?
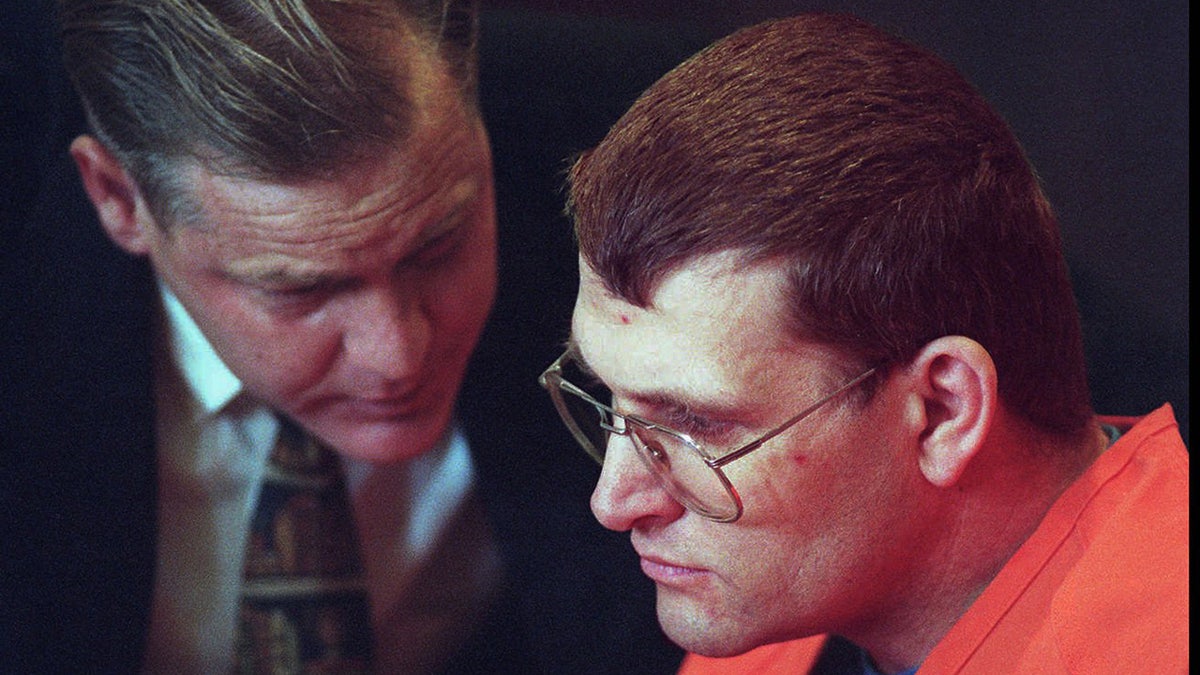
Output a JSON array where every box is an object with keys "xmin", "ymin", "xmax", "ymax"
[
  {"xmin": 150, "ymin": 281, "xmax": 491, "ymax": 671},
  {"xmin": 159, "ymin": 282, "xmax": 243, "ymax": 418}
]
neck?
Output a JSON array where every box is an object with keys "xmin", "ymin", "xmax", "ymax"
[{"xmin": 853, "ymin": 413, "xmax": 1108, "ymax": 673}]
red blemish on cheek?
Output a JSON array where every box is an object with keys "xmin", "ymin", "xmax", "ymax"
[
  {"xmin": 791, "ymin": 454, "xmax": 808, "ymax": 466},
  {"xmin": 619, "ymin": 314, "xmax": 631, "ymax": 325}
]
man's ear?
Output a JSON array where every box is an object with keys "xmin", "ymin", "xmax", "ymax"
[
  {"xmin": 908, "ymin": 336, "xmax": 997, "ymax": 487},
  {"xmin": 69, "ymin": 135, "xmax": 155, "ymax": 255}
]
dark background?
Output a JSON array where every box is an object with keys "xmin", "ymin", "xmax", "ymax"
[{"xmin": 483, "ymin": 0, "xmax": 1190, "ymax": 444}]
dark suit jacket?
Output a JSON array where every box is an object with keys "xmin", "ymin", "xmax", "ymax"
[{"xmin": 1, "ymin": 5, "xmax": 706, "ymax": 672}]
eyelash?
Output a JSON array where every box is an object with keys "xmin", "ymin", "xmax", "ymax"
[
  {"xmin": 258, "ymin": 285, "xmax": 331, "ymax": 316},
  {"xmin": 413, "ymin": 222, "xmax": 468, "ymax": 267},
  {"xmin": 664, "ymin": 409, "xmax": 734, "ymax": 440}
]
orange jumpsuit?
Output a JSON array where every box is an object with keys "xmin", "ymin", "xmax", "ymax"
[{"xmin": 680, "ymin": 405, "xmax": 1189, "ymax": 674}]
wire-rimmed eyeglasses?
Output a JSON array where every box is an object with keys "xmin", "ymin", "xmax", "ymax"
[{"xmin": 538, "ymin": 348, "xmax": 877, "ymax": 522}]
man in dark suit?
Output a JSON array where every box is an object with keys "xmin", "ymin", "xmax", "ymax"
[{"xmin": 1, "ymin": 1, "xmax": 699, "ymax": 671}]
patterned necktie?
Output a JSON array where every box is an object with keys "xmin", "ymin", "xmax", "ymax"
[{"xmin": 235, "ymin": 418, "xmax": 373, "ymax": 673}]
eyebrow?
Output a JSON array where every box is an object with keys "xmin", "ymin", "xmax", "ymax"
[
  {"xmin": 226, "ymin": 256, "xmax": 338, "ymax": 289},
  {"xmin": 626, "ymin": 390, "xmax": 750, "ymax": 428},
  {"xmin": 565, "ymin": 336, "xmax": 752, "ymax": 423}
]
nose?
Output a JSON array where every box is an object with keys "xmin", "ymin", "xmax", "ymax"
[
  {"xmin": 590, "ymin": 434, "xmax": 685, "ymax": 531},
  {"xmin": 342, "ymin": 286, "xmax": 431, "ymax": 380}
]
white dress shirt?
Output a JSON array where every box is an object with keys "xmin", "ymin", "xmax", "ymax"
[{"xmin": 142, "ymin": 285, "xmax": 499, "ymax": 673}]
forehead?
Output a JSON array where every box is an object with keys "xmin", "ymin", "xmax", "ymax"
[
  {"xmin": 171, "ymin": 62, "xmax": 488, "ymax": 261},
  {"xmin": 572, "ymin": 252, "xmax": 798, "ymax": 395}
]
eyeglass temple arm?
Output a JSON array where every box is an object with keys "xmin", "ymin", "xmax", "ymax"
[
  {"xmin": 551, "ymin": 374, "xmax": 634, "ymax": 436},
  {"xmin": 709, "ymin": 367, "xmax": 877, "ymax": 469}
]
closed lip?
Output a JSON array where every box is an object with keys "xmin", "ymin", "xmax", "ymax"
[
  {"xmin": 635, "ymin": 548, "xmax": 707, "ymax": 585},
  {"xmin": 332, "ymin": 387, "xmax": 436, "ymax": 419}
]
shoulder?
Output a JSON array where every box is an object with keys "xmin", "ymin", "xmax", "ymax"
[
  {"xmin": 1052, "ymin": 405, "xmax": 1188, "ymax": 671},
  {"xmin": 926, "ymin": 404, "xmax": 1188, "ymax": 673}
]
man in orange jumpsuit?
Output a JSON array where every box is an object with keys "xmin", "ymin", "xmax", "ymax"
[{"xmin": 541, "ymin": 13, "xmax": 1188, "ymax": 674}]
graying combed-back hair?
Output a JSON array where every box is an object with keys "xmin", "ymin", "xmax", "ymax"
[{"xmin": 58, "ymin": 0, "xmax": 478, "ymax": 227}]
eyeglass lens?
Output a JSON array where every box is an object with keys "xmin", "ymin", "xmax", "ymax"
[
  {"xmin": 553, "ymin": 358, "xmax": 738, "ymax": 520},
  {"xmin": 628, "ymin": 426, "xmax": 739, "ymax": 520}
]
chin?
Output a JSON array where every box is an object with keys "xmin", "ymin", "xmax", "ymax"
[{"xmin": 659, "ymin": 602, "xmax": 758, "ymax": 659}]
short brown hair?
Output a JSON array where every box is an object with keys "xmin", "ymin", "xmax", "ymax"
[
  {"xmin": 58, "ymin": 0, "xmax": 478, "ymax": 226},
  {"xmin": 568, "ymin": 13, "xmax": 1093, "ymax": 435}
]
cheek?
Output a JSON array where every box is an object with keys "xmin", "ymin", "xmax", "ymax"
[
  {"xmin": 693, "ymin": 519, "xmax": 816, "ymax": 637},
  {"xmin": 723, "ymin": 451, "xmax": 808, "ymax": 522},
  {"xmin": 429, "ymin": 235, "xmax": 497, "ymax": 339}
]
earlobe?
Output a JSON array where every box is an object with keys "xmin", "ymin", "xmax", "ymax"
[
  {"xmin": 69, "ymin": 135, "xmax": 155, "ymax": 255},
  {"xmin": 911, "ymin": 336, "xmax": 997, "ymax": 487}
]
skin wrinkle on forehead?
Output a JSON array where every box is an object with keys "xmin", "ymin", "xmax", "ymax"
[{"xmin": 219, "ymin": 175, "xmax": 481, "ymax": 287}]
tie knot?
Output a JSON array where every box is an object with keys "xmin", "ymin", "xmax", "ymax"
[{"xmin": 270, "ymin": 416, "xmax": 338, "ymax": 477}]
